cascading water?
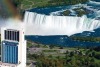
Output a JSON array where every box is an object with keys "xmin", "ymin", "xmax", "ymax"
[{"xmin": 24, "ymin": 11, "xmax": 100, "ymax": 36}]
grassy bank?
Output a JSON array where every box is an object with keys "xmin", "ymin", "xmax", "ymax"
[{"xmin": 27, "ymin": 40, "xmax": 100, "ymax": 67}]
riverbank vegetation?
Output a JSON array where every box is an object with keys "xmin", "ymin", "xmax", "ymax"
[
  {"xmin": 27, "ymin": 41, "xmax": 100, "ymax": 67},
  {"xmin": 71, "ymin": 36, "xmax": 100, "ymax": 42},
  {"xmin": 11, "ymin": 0, "xmax": 89, "ymax": 11},
  {"xmin": 35, "ymin": 49, "xmax": 100, "ymax": 67},
  {"xmin": 48, "ymin": 0, "xmax": 89, "ymax": 6},
  {"xmin": 9, "ymin": 0, "xmax": 90, "ymax": 18}
]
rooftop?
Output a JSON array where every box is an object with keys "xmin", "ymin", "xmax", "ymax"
[{"xmin": 6, "ymin": 29, "xmax": 19, "ymax": 32}]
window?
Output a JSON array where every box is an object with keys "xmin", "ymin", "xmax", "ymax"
[
  {"xmin": 4, "ymin": 30, "xmax": 20, "ymax": 42},
  {"xmin": 4, "ymin": 30, "xmax": 7, "ymax": 39},
  {"xmin": 16, "ymin": 31, "xmax": 19, "ymax": 41},
  {"xmin": 8, "ymin": 31, "xmax": 10, "ymax": 40},
  {"xmin": 9, "ymin": 31, "xmax": 11, "ymax": 40}
]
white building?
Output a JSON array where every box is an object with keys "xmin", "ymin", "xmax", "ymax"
[{"xmin": 0, "ymin": 27, "xmax": 26, "ymax": 67}]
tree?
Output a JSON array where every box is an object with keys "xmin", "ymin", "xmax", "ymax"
[
  {"xmin": 91, "ymin": 51, "xmax": 96, "ymax": 57},
  {"xmin": 94, "ymin": 53, "xmax": 100, "ymax": 59},
  {"xmin": 63, "ymin": 10, "xmax": 70, "ymax": 16},
  {"xmin": 49, "ymin": 45, "xmax": 55, "ymax": 49},
  {"xmin": 11, "ymin": 0, "xmax": 22, "ymax": 7},
  {"xmin": 69, "ymin": 51, "xmax": 74, "ymax": 57}
]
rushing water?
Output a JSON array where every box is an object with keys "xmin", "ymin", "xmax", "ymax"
[
  {"xmin": 24, "ymin": 12, "xmax": 100, "ymax": 36},
  {"xmin": 28, "ymin": 1, "xmax": 100, "ymax": 18},
  {"xmin": 24, "ymin": 0, "xmax": 100, "ymax": 47}
]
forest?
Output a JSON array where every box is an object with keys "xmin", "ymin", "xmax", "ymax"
[
  {"xmin": 11, "ymin": 0, "xmax": 89, "ymax": 9},
  {"xmin": 49, "ymin": 0, "xmax": 89, "ymax": 5},
  {"xmin": 27, "ymin": 46, "xmax": 100, "ymax": 67}
]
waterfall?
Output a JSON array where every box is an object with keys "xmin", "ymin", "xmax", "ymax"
[{"xmin": 24, "ymin": 11, "xmax": 100, "ymax": 36}]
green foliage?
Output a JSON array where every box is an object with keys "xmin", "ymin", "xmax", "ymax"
[
  {"xmin": 27, "ymin": 53, "xmax": 39, "ymax": 60},
  {"xmin": 63, "ymin": 10, "xmax": 71, "ymax": 16},
  {"xmin": 94, "ymin": 53, "xmax": 100, "ymax": 59},
  {"xmin": 11, "ymin": 0, "xmax": 22, "ymax": 7},
  {"xmin": 18, "ymin": 0, "xmax": 89, "ymax": 10},
  {"xmin": 59, "ymin": 46, "xmax": 64, "ymax": 49},
  {"xmin": 26, "ymin": 40, "xmax": 100, "ymax": 67},
  {"xmin": 49, "ymin": 0, "xmax": 89, "ymax": 6},
  {"xmin": 49, "ymin": 45, "xmax": 55, "ymax": 49},
  {"xmin": 27, "ymin": 42, "xmax": 33, "ymax": 48},
  {"xmin": 69, "ymin": 51, "xmax": 74, "ymax": 57},
  {"xmin": 14, "ymin": 0, "xmax": 89, "ymax": 16},
  {"xmin": 73, "ymin": 7, "xmax": 88, "ymax": 16},
  {"xmin": 71, "ymin": 36, "xmax": 100, "ymax": 42},
  {"xmin": 62, "ymin": 6, "xmax": 89, "ymax": 16},
  {"xmin": 28, "ymin": 47, "xmax": 100, "ymax": 67}
]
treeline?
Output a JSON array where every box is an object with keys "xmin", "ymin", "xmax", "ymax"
[
  {"xmin": 48, "ymin": 0, "xmax": 89, "ymax": 5},
  {"xmin": 71, "ymin": 36, "xmax": 100, "ymax": 42},
  {"xmin": 33, "ymin": 0, "xmax": 89, "ymax": 8},
  {"xmin": 10, "ymin": 0, "xmax": 22, "ymax": 7},
  {"xmin": 27, "ymin": 47, "xmax": 100, "ymax": 67},
  {"xmin": 62, "ymin": 10, "xmax": 71, "ymax": 16}
]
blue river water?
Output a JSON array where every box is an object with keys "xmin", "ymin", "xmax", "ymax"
[{"xmin": 25, "ymin": 28, "xmax": 100, "ymax": 47}]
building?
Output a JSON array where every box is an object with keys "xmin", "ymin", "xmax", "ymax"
[{"xmin": 0, "ymin": 27, "xmax": 26, "ymax": 67}]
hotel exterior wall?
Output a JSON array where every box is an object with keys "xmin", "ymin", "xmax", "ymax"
[
  {"xmin": 1, "ymin": 28, "xmax": 6, "ymax": 62},
  {"xmin": 2, "ymin": 41, "xmax": 18, "ymax": 64},
  {"xmin": 18, "ymin": 28, "xmax": 26, "ymax": 67},
  {"xmin": 1, "ymin": 27, "xmax": 26, "ymax": 67}
]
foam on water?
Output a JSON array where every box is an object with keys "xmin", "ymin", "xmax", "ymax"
[
  {"xmin": 90, "ymin": 0, "xmax": 100, "ymax": 4},
  {"xmin": 24, "ymin": 11, "xmax": 100, "ymax": 36}
]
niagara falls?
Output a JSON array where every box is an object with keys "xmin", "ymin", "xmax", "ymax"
[
  {"xmin": 24, "ymin": 11, "xmax": 100, "ymax": 36},
  {"xmin": 0, "ymin": 0, "xmax": 100, "ymax": 37},
  {"xmin": 24, "ymin": 0, "xmax": 100, "ymax": 36},
  {"xmin": 23, "ymin": 0, "xmax": 100, "ymax": 47},
  {"xmin": 0, "ymin": 0, "xmax": 100, "ymax": 67}
]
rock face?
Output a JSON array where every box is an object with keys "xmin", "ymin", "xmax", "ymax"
[{"xmin": 24, "ymin": 11, "xmax": 100, "ymax": 36}]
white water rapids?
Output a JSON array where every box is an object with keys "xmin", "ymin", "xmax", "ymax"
[{"xmin": 24, "ymin": 11, "xmax": 100, "ymax": 36}]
